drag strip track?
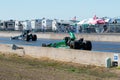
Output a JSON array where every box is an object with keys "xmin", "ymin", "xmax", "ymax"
[
  {"xmin": 0, "ymin": 37, "xmax": 120, "ymax": 53},
  {"xmin": 0, "ymin": 37, "xmax": 60, "ymax": 46}
]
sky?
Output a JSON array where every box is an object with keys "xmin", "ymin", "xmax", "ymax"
[{"xmin": 0, "ymin": 0, "xmax": 120, "ymax": 20}]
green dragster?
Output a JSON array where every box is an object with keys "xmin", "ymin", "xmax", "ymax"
[{"xmin": 42, "ymin": 32, "xmax": 92, "ymax": 50}]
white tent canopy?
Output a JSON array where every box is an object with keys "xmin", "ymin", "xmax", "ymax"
[{"xmin": 77, "ymin": 19, "xmax": 89, "ymax": 25}]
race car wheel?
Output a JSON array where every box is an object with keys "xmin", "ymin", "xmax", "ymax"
[
  {"xmin": 64, "ymin": 37, "xmax": 70, "ymax": 45},
  {"xmin": 26, "ymin": 35, "xmax": 30, "ymax": 41},
  {"xmin": 84, "ymin": 41, "xmax": 92, "ymax": 50},
  {"xmin": 70, "ymin": 41, "xmax": 74, "ymax": 48},
  {"xmin": 70, "ymin": 41, "xmax": 80, "ymax": 49},
  {"xmin": 42, "ymin": 43, "xmax": 46, "ymax": 47},
  {"xmin": 32, "ymin": 35, "xmax": 37, "ymax": 41}
]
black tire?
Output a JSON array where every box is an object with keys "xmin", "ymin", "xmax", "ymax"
[
  {"xmin": 84, "ymin": 41, "xmax": 92, "ymax": 50},
  {"xmin": 10, "ymin": 37, "xmax": 16, "ymax": 40},
  {"xmin": 69, "ymin": 41, "xmax": 74, "ymax": 49},
  {"xmin": 70, "ymin": 41, "xmax": 80, "ymax": 49},
  {"xmin": 64, "ymin": 37, "xmax": 70, "ymax": 46},
  {"xmin": 42, "ymin": 43, "xmax": 46, "ymax": 47},
  {"xmin": 26, "ymin": 35, "xmax": 30, "ymax": 41},
  {"xmin": 32, "ymin": 35, "xmax": 37, "ymax": 41},
  {"xmin": 70, "ymin": 42, "xmax": 73, "ymax": 49}
]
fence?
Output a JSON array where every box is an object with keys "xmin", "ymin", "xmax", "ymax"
[{"xmin": 80, "ymin": 23, "xmax": 120, "ymax": 33}]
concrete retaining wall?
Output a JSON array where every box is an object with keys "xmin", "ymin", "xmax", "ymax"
[
  {"xmin": 0, "ymin": 44, "xmax": 120, "ymax": 67},
  {"xmin": 36, "ymin": 33, "xmax": 120, "ymax": 42},
  {"xmin": 0, "ymin": 32, "xmax": 120, "ymax": 42}
]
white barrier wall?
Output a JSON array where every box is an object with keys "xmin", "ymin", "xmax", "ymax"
[
  {"xmin": 0, "ymin": 44, "xmax": 119, "ymax": 67},
  {"xmin": 1, "ymin": 32, "xmax": 120, "ymax": 42}
]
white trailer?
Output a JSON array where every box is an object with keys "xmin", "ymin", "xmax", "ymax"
[
  {"xmin": 14, "ymin": 21, "xmax": 23, "ymax": 31},
  {"xmin": 14, "ymin": 21, "xmax": 19, "ymax": 30},
  {"xmin": 31, "ymin": 19, "xmax": 42, "ymax": 31},
  {"xmin": 0, "ymin": 20, "xmax": 5, "ymax": 29},
  {"xmin": 0, "ymin": 20, "xmax": 15, "ymax": 30},
  {"xmin": 42, "ymin": 18, "xmax": 53, "ymax": 31},
  {"xmin": 21, "ymin": 20, "xmax": 32, "ymax": 30},
  {"xmin": 52, "ymin": 19, "xmax": 58, "ymax": 31}
]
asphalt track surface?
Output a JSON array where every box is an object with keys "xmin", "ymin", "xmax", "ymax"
[{"xmin": 0, "ymin": 37, "xmax": 120, "ymax": 53}]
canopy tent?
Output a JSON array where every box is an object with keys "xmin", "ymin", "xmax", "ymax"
[
  {"xmin": 78, "ymin": 19, "xmax": 105, "ymax": 25},
  {"xmin": 77, "ymin": 18, "xmax": 97, "ymax": 26},
  {"xmin": 77, "ymin": 19, "xmax": 90, "ymax": 30},
  {"xmin": 78, "ymin": 15, "xmax": 106, "ymax": 26},
  {"xmin": 77, "ymin": 19, "xmax": 96, "ymax": 33},
  {"xmin": 88, "ymin": 18, "xmax": 105, "ymax": 25},
  {"xmin": 104, "ymin": 18, "xmax": 111, "ymax": 23},
  {"xmin": 77, "ymin": 19, "xmax": 89, "ymax": 25}
]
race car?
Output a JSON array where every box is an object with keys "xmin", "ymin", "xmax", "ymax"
[
  {"xmin": 10, "ymin": 30, "xmax": 37, "ymax": 41},
  {"xmin": 42, "ymin": 32, "xmax": 92, "ymax": 50}
]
